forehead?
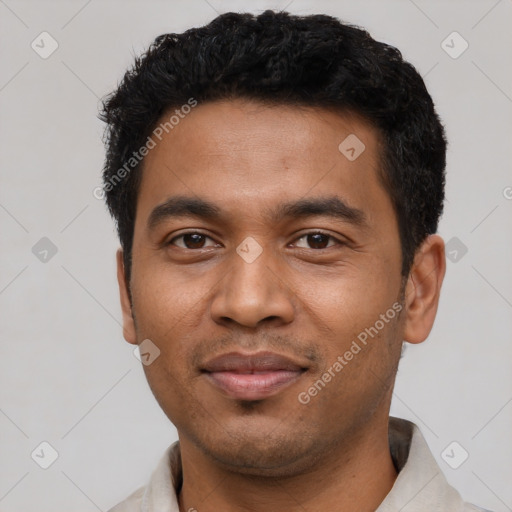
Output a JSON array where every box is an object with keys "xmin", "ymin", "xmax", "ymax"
[{"xmin": 135, "ymin": 99, "xmax": 393, "ymax": 232}]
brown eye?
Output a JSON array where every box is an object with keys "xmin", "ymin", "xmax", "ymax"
[
  {"xmin": 293, "ymin": 232, "xmax": 342, "ymax": 249},
  {"xmin": 307, "ymin": 233, "xmax": 330, "ymax": 249},
  {"xmin": 169, "ymin": 232, "xmax": 217, "ymax": 249}
]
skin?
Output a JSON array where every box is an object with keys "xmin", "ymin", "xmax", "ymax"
[{"xmin": 116, "ymin": 98, "xmax": 446, "ymax": 512}]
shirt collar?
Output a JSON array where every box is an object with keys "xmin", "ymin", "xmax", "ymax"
[{"xmin": 376, "ymin": 417, "xmax": 464, "ymax": 511}]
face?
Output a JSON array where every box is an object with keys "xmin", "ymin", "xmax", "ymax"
[{"xmin": 117, "ymin": 99, "xmax": 438, "ymax": 476}]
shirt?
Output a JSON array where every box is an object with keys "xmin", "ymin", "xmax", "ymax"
[{"xmin": 107, "ymin": 417, "xmax": 492, "ymax": 512}]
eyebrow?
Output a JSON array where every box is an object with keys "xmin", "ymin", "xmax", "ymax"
[{"xmin": 147, "ymin": 195, "xmax": 369, "ymax": 231}]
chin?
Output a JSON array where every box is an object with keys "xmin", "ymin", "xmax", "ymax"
[{"xmin": 190, "ymin": 421, "xmax": 321, "ymax": 477}]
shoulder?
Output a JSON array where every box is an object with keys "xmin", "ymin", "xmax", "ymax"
[{"xmin": 106, "ymin": 441, "xmax": 180, "ymax": 512}]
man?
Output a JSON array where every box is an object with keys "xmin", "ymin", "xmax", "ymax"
[{"xmin": 100, "ymin": 10, "xmax": 491, "ymax": 512}]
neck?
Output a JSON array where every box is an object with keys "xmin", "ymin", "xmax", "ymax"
[{"xmin": 177, "ymin": 416, "xmax": 397, "ymax": 512}]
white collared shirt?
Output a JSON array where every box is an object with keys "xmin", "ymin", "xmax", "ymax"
[{"xmin": 107, "ymin": 417, "xmax": 492, "ymax": 512}]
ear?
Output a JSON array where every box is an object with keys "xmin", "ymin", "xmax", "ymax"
[
  {"xmin": 116, "ymin": 248, "xmax": 137, "ymax": 345},
  {"xmin": 402, "ymin": 234, "xmax": 446, "ymax": 344}
]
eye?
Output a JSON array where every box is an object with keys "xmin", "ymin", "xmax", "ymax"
[
  {"xmin": 292, "ymin": 232, "xmax": 344, "ymax": 250},
  {"xmin": 168, "ymin": 232, "xmax": 219, "ymax": 249}
]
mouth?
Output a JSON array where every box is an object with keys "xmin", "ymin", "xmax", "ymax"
[{"xmin": 201, "ymin": 351, "xmax": 308, "ymax": 401}]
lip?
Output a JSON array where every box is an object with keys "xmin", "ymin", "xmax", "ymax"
[{"xmin": 201, "ymin": 351, "xmax": 307, "ymax": 400}]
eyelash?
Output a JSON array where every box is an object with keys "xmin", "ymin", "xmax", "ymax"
[{"xmin": 167, "ymin": 230, "xmax": 345, "ymax": 250}]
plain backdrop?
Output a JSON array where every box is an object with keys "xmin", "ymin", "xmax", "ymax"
[{"xmin": 1, "ymin": 0, "xmax": 511, "ymax": 510}]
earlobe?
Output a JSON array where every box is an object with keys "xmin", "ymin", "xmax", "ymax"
[
  {"xmin": 116, "ymin": 249, "xmax": 137, "ymax": 345},
  {"xmin": 402, "ymin": 234, "xmax": 446, "ymax": 344}
]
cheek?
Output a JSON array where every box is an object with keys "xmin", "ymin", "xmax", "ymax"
[
  {"xmin": 131, "ymin": 258, "xmax": 212, "ymax": 332},
  {"xmin": 296, "ymin": 261, "xmax": 400, "ymax": 345},
  {"xmin": 129, "ymin": 279, "xmax": 192, "ymax": 386},
  {"xmin": 132, "ymin": 270, "xmax": 200, "ymax": 404}
]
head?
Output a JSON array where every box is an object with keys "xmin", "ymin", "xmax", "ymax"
[{"xmin": 100, "ymin": 10, "xmax": 446, "ymax": 476}]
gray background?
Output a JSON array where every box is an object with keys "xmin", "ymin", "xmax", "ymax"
[{"xmin": 1, "ymin": 0, "xmax": 511, "ymax": 510}]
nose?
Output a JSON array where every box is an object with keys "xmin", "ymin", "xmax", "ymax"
[{"xmin": 210, "ymin": 243, "xmax": 295, "ymax": 329}]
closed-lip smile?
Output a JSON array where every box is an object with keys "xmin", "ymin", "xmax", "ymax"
[{"xmin": 201, "ymin": 351, "xmax": 308, "ymax": 400}]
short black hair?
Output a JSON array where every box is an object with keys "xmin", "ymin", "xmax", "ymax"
[{"xmin": 99, "ymin": 10, "xmax": 446, "ymax": 283}]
